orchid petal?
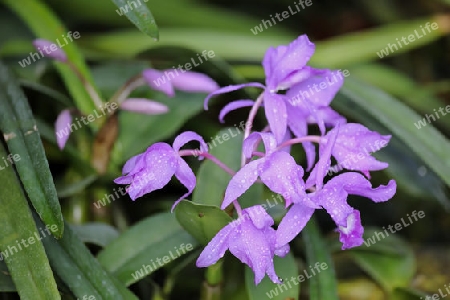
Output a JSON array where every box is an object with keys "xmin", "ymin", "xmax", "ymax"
[
  {"xmin": 122, "ymin": 153, "xmax": 145, "ymax": 175},
  {"xmin": 263, "ymin": 91, "xmax": 287, "ymax": 143},
  {"xmin": 33, "ymin": 39, "xmax": 67, "ymax": 62},
  {"xmin": 286, "ymin": 106, "xmax": 316, "ymax": 171},
  {"xmin": 170, "ymin": 71, "xmax": 219, "ymax": 93},
  {"xmin": 55, "ymin": 109, "xmax": 72, "ymax": 150},
  {"xmin": 243, "ymin": 132, "xmax": 277, "ymax": 159},
  {"xmin": 229, "ymin": 221, "xmax": 278, "ymax": 284},
  {"xmin": 219, "ymin": 100, "xmax": 255, "ymax": 123},
  {"xmin": 142, "ymin": 69, "xmax": 175, "ymax": 97},
  {"xmin": 286, "ymin": 68, "xmax": 344, "ymax": 108},
  {"xmin": 172, "ymin": 157, "xmax": 197, "ymax": 211},
  {"xmin": 204, "ymin": 82, "xmax": 265, "ymax": 110},
  {"xmin": 245, "ymin": 205, "xmax": 274, "ymax": 229},
  {"xmin": 120, "ymin": 98, "xmax": 168, "ymax": 115},
  {"xmin": 330, "ymin": 123, "xmax": 391, "ymax": 173},
  {"xmin": 173, "ymin": 131, "xmax": 208, "ymax": 153},
  {"xmin": 222, "ymin": 160, "xmax": 261, "ymax": 209},
  {"xmin": 196, "ymin": 223, "xmax": 234, "ymax": 267},
  {"xmin": 259, "ymin": 151, "xmax": 314, "ymax": 207},
  {"xmin": 123, "ymin": 143, "xmax": 178, "ymax": 200},
  {"xmin": 267, "ymin": 35, "xmax": 316, "ymax": 89},
  {"xmin": 276, "ymin": 203, "xmax": 315, "ymax": 247}
]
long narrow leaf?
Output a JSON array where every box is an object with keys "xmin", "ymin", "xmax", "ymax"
[
  {"xmin": 0, "ymin": 143, "xmax": 60, "ymax": 300},
  {"xmin": 302, "ymin": 218, "xmax": 339, "ymax": 300},
  {"xmin": 0, "ymin": 61, "xmax": 63, "ymax": 237},
  {"xmin": 34, "ymin": 216, "xmax": 138, "ymax": 300}
]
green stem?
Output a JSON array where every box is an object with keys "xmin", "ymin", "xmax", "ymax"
[{"xmin": 201, "ymin": 261, "xmax": 223, "ymax": 300}]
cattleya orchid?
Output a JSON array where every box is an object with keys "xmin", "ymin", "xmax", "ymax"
[
  {"xmin": 39, "ymin": 38, "xmax": 218, "ymax": 150},
  {"xmin": 114, "ymin": 34, "xmax": 397, "ymax": 284}
]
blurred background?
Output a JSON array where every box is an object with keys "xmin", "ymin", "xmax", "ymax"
[{"xmin": 0, "ymin": 0, "xmax": 450, "ymax": 299}]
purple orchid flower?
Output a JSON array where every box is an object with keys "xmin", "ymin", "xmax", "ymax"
[
  {"xmin": 222, "ymin": 132, "xmax": 318, "ymax": 209},
  {"xmin": 55, "ymin": 109, "xmax": 72, "ymax": 150},
  {"xmin": 325, "ymin": 123, "xmax": 391, "ymax": 177},
  {"xmin": 276, "ymin": 128, "xmax": 397, "ymax": 250},
  {"xmin": 204, "ymin": 35, "xmax": 344, "ymax": 147},
  {"xmin": 33, "ymin": 39, "xmax": 67, "ymax": 62},
  {"xmin": 196, "ymin": 205, "xmax": 289, "ymax": 284},
  {"xmin": 55, "ymin": 99, "xmax": 169, "ymax": 150},
  {"xmin": 114, "ymin": 131, "xmax": 208, "ymax": 211},
  {"xmin": 142, "ymin": 69, "xmax": 219, "ymax": 97}
]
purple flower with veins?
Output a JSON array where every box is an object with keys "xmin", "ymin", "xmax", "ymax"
[
  {"xmin": 276, "ymin": 128, "xmax": 397, "ymax": 250},
  {"xmin": 114, "ymin": 131, "xmax": 208, "ymax": 211},
  {"xmin": 204, "ymin": 35, "xmax": 344, "ymax": 147},
  {"xmin": 196, "ymin": 205, "xmax": 289, "ymax": 284},
  {"xmin": 222, "ymin": 132, "xmax": 318, "ymax": 209},
  {"xmin": 142, "ymin": 69, "xmax": 219, "ymax": 97}
]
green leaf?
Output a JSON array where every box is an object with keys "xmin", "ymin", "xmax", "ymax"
[
  {"xmin": 302, "ymin": 217, "xmax": 339, "ymax": 300},
  {"xmin": 348, "ymin": 228, "xmax": 415, "ymax": 292},
  {"xmin": 0, "ymin": 261, "xmax": 16, "ymax": 292},
  {"xmin": 340, "ymin": 77, "xmax": 450, "ymax": 188},
  {"xmin": 111, "ymin": 0, "xmax": 159, "ymax": 40},
  {"xmin": 97, "ymin": 212, "xmax": 198, "ymax": 286},
  {"xmin": 347, "ymin": 63, "xmax": 450, "ymax": 130},
  {"xmin": 70, "ymin": 223, "xmax": 119, "ymax": 247},
  {"xmin": 175, "ymin": 201, "xmax": 233, "ymax": 245},
  {"xmin": 0, "ymin": 143, "xmax": 60, "ymax": 300},
  {"xmin": 0, "ymin": 61, "xmax": 63, "ymax": 237},
  {"xmin": 3, "ymin": 0, "xmax": 100, "ymax": 116},
  {"xmin": 193, "ymin": 127, "xmax": 262, "ymax": 208},
  {"xmin": 79, "ymin": 29, "xmax": 291, "ymax": 60},
  {"xmin": 245, "ymin": 252, "xmax": 299, "ymax": 300},
  {"xmin": 310, "ymin": 15, "xmax": 450, "ymax": 68},
  {"xmin": 34, "ymin": 216, "xmax": 138, "ymax": 300}
]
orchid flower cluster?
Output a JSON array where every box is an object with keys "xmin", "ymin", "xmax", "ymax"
[
  {"xmin": 35, "ymin": 38, "xmax": 218, "ymax": 150},
  {"xmin": 42, "ymin": 34, "xmax": 396, "ymax": 285},
  {"xmin": 114, "ymin": 35, "xmax": 397, "ymax": 285}
]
